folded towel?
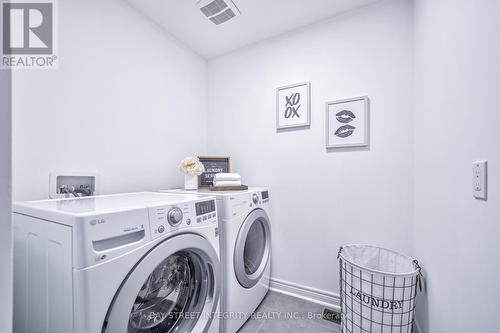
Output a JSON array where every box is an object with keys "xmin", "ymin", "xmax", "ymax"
[
  {"xmin": 213, "ymin": 180, "xmax": 242, "ymax": 187},
  {"xmin": 214, "ymin": 173, "xmax": 242, "ymax": 182}
]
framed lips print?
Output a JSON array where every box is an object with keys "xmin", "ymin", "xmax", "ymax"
[{"xmin": 326, "ymin": 96, "xmax": 370, "ymax": 148}]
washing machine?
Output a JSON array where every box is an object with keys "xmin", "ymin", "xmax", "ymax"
[
  {"xmin": 162, "ymin": 188, "xmax": 272, "ymax": 333},
  {"xmin": 13, "ymin": 192, "xmax": 221, "ymax": 333}
]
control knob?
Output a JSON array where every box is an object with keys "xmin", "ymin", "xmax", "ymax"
[
  {"xmin": 252, "ymin": 193, "xmax": 259, "ymax": 204},
  {"xmin": 167, "ymin": 207, "xmax": 183, "ymax": 226}
]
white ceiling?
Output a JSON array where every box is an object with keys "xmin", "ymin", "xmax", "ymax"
[{"xmin": 125, "ymin": 0, "xmax": 382, "ymax": 59}]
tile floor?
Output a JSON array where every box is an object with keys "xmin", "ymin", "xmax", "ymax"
[{"xmin": 237, "ymin": 291, "xmax": 341, "ymax": 333}]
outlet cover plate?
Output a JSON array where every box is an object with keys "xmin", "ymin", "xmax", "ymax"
[{"xmin": 472, "ymin": 161, "xmax": 487, "ymax": 200}]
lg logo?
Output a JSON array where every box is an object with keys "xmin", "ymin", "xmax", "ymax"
[
  {"xmin": 2, "ymin": 1, "xmax": 53, "ymax": 54},
  {"xmin": 89, "ymin": 218, "xmax": 105, "ymax": 226}
]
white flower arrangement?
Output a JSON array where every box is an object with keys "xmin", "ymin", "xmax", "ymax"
[{"xmin": 179, "ymin": 157, "xmax": 205, "ymax": 175}]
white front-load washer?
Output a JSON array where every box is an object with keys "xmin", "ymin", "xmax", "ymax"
[
  {"xmin": 13, "ymin": 192, "xmax": 221, "ymax": 333},
  {"xmin": 162, "ymin": 188, "xmax": 272, "ymax": 333}
]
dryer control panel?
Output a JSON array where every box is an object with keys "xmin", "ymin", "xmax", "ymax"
[
  {"xmin": 148, "ymin": 198, "xmax": 217, "ymax": 240},
  {"xmin": 219, "ymin": 190, "xmax": 270, "ymax": 219}
]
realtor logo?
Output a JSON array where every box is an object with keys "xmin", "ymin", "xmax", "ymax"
[{"xmin": 1, "ymin": 0, "xmax": 57, "ymax": 69}]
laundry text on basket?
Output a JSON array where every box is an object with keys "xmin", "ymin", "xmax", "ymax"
[{"xmin": 350, "ymin": 287, "xmax": 403, "ymax": 310}]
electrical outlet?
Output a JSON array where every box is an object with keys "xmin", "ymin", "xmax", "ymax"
[{"xmin": 473, "ymin": 161, "xmax": 487, "ymax": 200}]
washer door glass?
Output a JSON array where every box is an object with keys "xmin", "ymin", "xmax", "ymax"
[
  {"xmin": 128, "ymin": 252, "xmax": 203, "ymax": 332},
  {"xmin": 103, "ymin": 234, "xmax": 220, "ymax": 333},
  {"xmin": 234, "ymin": 209, "xmax": 271, "ymax": 288}
]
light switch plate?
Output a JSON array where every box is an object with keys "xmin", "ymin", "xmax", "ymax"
[{"xmin": 473, "ymin": 161, "xmax": 487, "ymax": 200}]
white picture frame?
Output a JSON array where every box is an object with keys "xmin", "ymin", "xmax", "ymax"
[
  {"xmin": 276, "ymin": 81, "xmax": 311, "ymax": 129},
  {"xmin": 326, "ymin": 96, "xmax": 370, "ymax": 148}
]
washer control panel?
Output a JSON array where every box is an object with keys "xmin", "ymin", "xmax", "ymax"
[
  {"xmin": 195, "ymin": 199, "xmax": 216, "ymax": 224},
  {"xmin": 148, "ymin": 198, "xmax": 217, "ymax": 240},
  {"xmin": 261, "ymin": 190, "xmax": 270, "ymax": 203}
]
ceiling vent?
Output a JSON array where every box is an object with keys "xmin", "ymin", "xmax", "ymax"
[{"xmin": 197, "ymin": 0, "xmax": 241, "ymax": 25}]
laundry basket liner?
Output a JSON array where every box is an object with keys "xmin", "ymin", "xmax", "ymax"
[{"xmin": 339, "ymin": 244, "xmax": 419, "ymax": 276}]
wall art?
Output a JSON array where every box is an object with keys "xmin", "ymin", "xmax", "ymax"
[
  {"xmin": 276, "ymin": 82, "xmax": 311, "ymax": 129},
  {"xmin": 326, "ymin": 96, "xmax": 370, "ymax": 148}
]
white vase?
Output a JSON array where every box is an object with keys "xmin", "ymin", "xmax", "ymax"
[{"xmin": 184, "ymin": 173, "xmax": 198, "ymax": 190}]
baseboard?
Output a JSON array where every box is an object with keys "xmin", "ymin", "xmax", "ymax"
[
  {"xmin": 269, "ymin": 277, "xmax": 341, "ymax": 311},
  {"xmin": 270, "ymin": 278, "xmax": 422, "ymax": 332},
  {"xmin": 414, "ymin": 319, "xmax": 422, "ymax": 333}
]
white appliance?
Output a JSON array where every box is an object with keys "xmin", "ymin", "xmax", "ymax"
[
  {"xmin": 162, "ymin": 188, "xmax": 272, "ymax": 333},
  {"xmin": 13, "ymin": 192, "xmax": 221, "ymax": 333}
]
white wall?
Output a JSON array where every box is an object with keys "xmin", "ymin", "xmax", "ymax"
[
  {"xmin": 0, "ymin": 69, "xmax": 12, "ymax": 331},
  {"xmin": 208, "ymin": 0, "xmax": 414, "ymax": 299},
  {"xmin": 12, "ymin": 0, "xmax": 208, "ymax": 201},
  {"xmin": 413, "ymin": 1, "xmax": 500, "ymax": 332}
]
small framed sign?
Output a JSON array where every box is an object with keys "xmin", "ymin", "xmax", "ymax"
[
  {"xmin": 198, "ymin": 156, "xmax": 231, "ymax": 188},
  {"xmin": 326, "ymin": 96, "xmax": 370, "ymax": 148},
  {"xmin": 276, "ymin": 81, "xmax": 311, "ymax": 129}
]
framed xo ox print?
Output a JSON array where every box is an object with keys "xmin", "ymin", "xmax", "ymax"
[
  {"xmin": 326, "ymin": 96, "xmax": 370, "ymax": 148},
  {"xmin": 276, "ymin": 81, "xmax": 311, "ymax": 129}
]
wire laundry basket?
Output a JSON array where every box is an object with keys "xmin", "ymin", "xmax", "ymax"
[{"xmin": 338, "ymin": 245, "xmax": 422, "ymax": 333}]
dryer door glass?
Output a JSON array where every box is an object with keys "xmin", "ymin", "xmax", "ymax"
[
  {"xmin": 244, "ymin": 220, "xmax": 266, "ymax": 275},
  {"xmin": 234, "ymin": 208, "xmax": 271, "ymax": 288}
]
